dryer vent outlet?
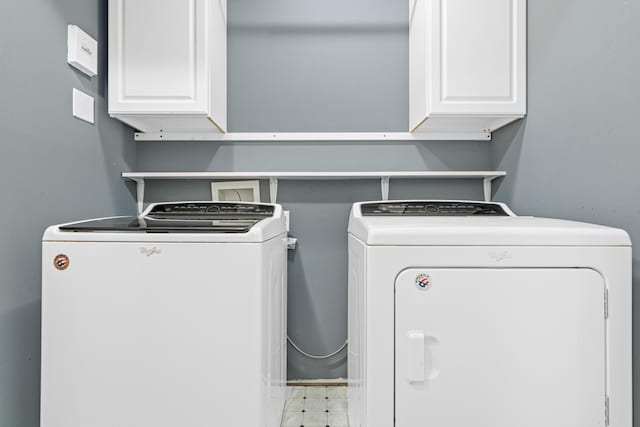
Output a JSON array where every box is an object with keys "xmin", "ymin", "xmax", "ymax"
[{"xmin": 211, "ymin": 180, "xmax": 261, "ymax": 203}]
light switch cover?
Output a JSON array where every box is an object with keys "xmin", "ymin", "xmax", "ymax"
[
  {"xmin": 72, "ymin": 88, "xmax": 95, "ymax": 124},
  {"xmin": 67, "ymin": 25, "xmax": 98, "ymax": 77}
]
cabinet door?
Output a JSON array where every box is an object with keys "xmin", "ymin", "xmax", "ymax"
[
  {"xmin": 108, "ymin": 0, "xmax": 209, "ymax": 114},
  {"xmin": 429, "ymin": 0, "xmax": 526, "ymax": 115},
  {"xmin": 395, "ymin": 268, "xmax": 605, "ymax": 427}
]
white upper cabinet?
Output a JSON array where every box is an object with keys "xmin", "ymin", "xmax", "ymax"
[
  {"xmin": 410, "ymin": 0, "xmax": 526, "ymax": 134},
  {"xmin": 108, "ymin": 0, "xmax": 227, "ymax": 133}
]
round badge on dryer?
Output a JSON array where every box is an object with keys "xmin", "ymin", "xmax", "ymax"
[
  {"xmin": 53, "ymin": 254, "xmax": 70, "ymax": 271},
  {"xmin": 415, "ymin": 273, "xmax": 431, "ymax": 290}
]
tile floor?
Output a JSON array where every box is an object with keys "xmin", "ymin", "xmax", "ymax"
[{"xmin": 281, "ymin": 386, "xmax": 348, "ymax": 427}]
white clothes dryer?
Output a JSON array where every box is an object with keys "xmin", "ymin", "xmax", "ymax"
[
  {"xmin": 42, "ymin": 202, "xmax": 288, "ymax": 427},
  {"xmin": 347, "ymin": 200, "xmax": 631, "ymax": 427}
]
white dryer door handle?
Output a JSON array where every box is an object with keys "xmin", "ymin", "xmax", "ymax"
[
  {"xmin": 407, "ymin": 331, "xmax": 440, "ymax": 384},
  {"xmin": 407, "ymin": 331, "xmax": 425, "ymax": 383}
]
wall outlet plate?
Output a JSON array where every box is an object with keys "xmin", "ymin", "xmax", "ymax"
[
  {"xmin": 67, "ymin": 25, "xmax": 98, "ymax": 77},
  {"xmin": 211, "ymin": 180, "xmax": 261, "ymax": 202},
  {"xmin": 72, "ymin": 88, "xmax": 94, "ymax": 124}
]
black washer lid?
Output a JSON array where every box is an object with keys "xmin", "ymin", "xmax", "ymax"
[{"xmin": 59, "ymin": 202, "xmax": 276, "ymax": 233}]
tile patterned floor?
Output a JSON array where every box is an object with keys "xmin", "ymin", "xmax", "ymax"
[{"xmin": 281, "ymin": 386, "xmax": 348, "ymax": 427}]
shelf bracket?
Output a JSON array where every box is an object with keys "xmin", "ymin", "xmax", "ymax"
[
  {"xmin": 381, "ymin": 176, "xmax": 390, "ymax": 201},
  {"xmin": 269, "ymin": 177, "xmax": 279, "ymax": 204},
  {"xmin": 483, "ymin": 177, "xmax": 493, "ymax": 202},
  {"xmin": 134, "ymin": 178, "xmax": 145, "ymax": 215}
]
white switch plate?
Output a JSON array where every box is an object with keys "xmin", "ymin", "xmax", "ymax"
[
  {"xmin": 67, "ymin": 25, "xmax": 98, "ymax": 77},
  {"xmin": 72, "ymin": 88, "xmax": 95, "ymax": 124}
]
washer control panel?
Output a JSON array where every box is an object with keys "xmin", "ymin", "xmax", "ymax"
[
  {"xmin": 361, "ymin": 201, "xmax": 510, "ymax": 216},
  {"xmin": 146, "ymin": 202, "xmax": 275, "ymax": 219}
]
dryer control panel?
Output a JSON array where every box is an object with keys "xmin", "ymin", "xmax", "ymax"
[{"xmin": 361, "ymin": 201, "xmax": 510, "ymax": 216}]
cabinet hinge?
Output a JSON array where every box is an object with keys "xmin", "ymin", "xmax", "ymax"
[
  {"xmin": 604, "ymin": 289, "xmax": 609, "ymax": 319},
  {"xmin": 605, "ymin": 395, "xmax": 610, "ymax": 426}
]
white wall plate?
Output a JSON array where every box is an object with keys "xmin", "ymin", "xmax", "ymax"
[
  {"xmin": 72, "ymin": 88, "xmax": 95, "ymax": 124},
  {"xmin": 211, "ymin": 180, "xmax": 261, "ymax": 202}
]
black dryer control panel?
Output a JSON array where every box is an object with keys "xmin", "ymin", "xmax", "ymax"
[{"xmin": 361, "ymin": 201, "xmax": 510, "ymax": 216}]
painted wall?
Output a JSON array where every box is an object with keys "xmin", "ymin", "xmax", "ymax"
[
  {"xmin": 0, "ymin": 0, "xmax": 135, "ymax": 425},
  {"xmin": 3, "ymin": 0, "xmax": 636, "ymax": 425},
  {"xmin": 136, "ymin": 0, "xmax": 492, "ymax": 379},
  {"xmin": 490, "ymin": 0, "xmax": 640, "ymax": 421}
]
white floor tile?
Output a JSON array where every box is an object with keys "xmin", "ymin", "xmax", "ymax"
[
  {"xmin": 303, "ymin": 398, "xmax": 328, "ymax": 413},
  {"xmin": 326, "ymin": 386, "xmax": 347, "ymax": 399},
  {"xmin": 305, "ymin": 386, "xmax": 327, "ymax": 399},
  {"xmin": 302, "ymin": 411, "xmax": 328, "ymax": 426},
  {"xmin": 327, "ymin": 399, "xmax": 347, "ymax": 413},
  {"xmin": 328, "ymin": 411, "xmax": 349, "ymax": 427},
  {"xmin": 289, "ymin": 386, "xmax": 306, "ymax": 399},
  {"xmin": 285, "ymin": 398, "xmax": 305, "ymax": 412},
  {"xmin": 281, "ymin": 385, "xmax": 349, "ymax": 426},
  {"xmin": 281, "ymin": 410, "xmax": 303, "ymax": 427}
]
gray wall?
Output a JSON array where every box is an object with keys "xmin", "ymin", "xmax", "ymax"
[
  {"xmin": 137, "ymin": 0, "xmax": 492, "ymax": 379},
  {"xmin": 2, "ymin": 0, "xmax": 637, "ymax": 425},
  {"xmin": 490, "ymin": 0, "xmax": 640, "ymax": 421},
  {"xmin": 0, "ymin": 1, "xmax": 135, "ymax": 425}
]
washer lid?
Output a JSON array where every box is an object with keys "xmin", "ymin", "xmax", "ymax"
[
  {"xmin": 45, "ymin": 202, "xmax": 286, "ymax": 243},
  {"xmin": 349, "ymin": 201, "xmax": 631, "ymax": 247},
  {"xmin": 58, "ymin": 216, "xmax": 263, "ymax": 234}
]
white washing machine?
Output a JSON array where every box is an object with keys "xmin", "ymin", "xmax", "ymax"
[
  {"xmin": 41, "ymin": 202, "xmax": 288, "ymax": 427},
  {"xmin": 347, "ymin": 200, "xmax": 631, "ymax": 427}
]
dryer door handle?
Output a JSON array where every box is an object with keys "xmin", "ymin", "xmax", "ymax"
[
  {"xmin": 407, "ymin": 331, "xmax": 425, "ymax": 383},
  {"xmin": 407, "ymin": 331, "xmax": 439, "ymax": 384}
]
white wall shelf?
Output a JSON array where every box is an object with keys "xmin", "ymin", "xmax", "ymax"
[
  {"xmin": 133, "ymin": 131, "xmax": 491, "ymax": 142},
  {"xmin": 123, "ymin": 171, "xmax": 506, "ymax": 214}
]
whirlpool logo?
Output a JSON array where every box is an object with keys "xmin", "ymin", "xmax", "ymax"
[
  {"xmin": 139, "ymin": 247, "xmax": 162, "ymax": 257},
  {"xmin": 415, "ymin": 273, "xmax": 431, "ymax": 291},
  {"xmin": 488, "ymin": 250, "xmax": 513, "ymax": 262},
  {"xmin": 53, "ymin": 254, "xmax": 70, "ymax": 271}
]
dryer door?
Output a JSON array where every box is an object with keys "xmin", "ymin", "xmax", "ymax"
[{"xmin": 395, "ymin": 268, "xmax": 606, "ymax": 427}]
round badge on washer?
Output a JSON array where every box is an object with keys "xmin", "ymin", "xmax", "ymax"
[
  {"xmin": 415, "ymin": 273, "xmax": 431, "ymax": 290},
  {"xmin": 53, "ymin": 254, "xmax": 69, "ymax": 271}
]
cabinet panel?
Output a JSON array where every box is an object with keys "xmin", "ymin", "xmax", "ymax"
[
  {"xmin": 410, "ymin": 0, "xmax": 526, "ymax": 133},
  {"xmin": 441, "ymin": 0, "xmax": 512, "ymax": 100},
  {"xmin": 122, "ymin": 0, "xmax": 199, "ymax": 100},
  {"xmin": 110, "ymin": 0, "xmax": 207, "ymax": 113},
  {"xmin": 109, "ymin": 0, "xmax": 226, "ymax": 132},
  {"xmin": 409, "ymin": 0, "xmax": 430, "ymax": 131},
  {"xmin": 431, "ymin": 0, "xmax": 526, "ymax": 114}
]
